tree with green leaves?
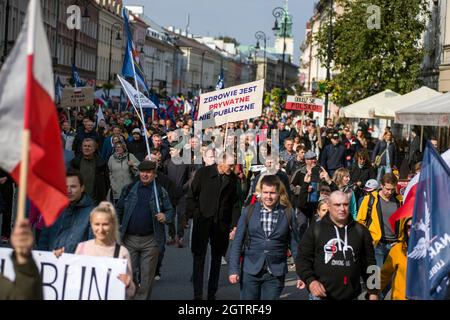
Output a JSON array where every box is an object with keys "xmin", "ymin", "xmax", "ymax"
[{"xmin": 315, "ymin": 0, "xmax": 429, "ymax": 106}]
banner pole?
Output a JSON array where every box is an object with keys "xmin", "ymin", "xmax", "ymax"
[
  {"xmin": 17, "ymin": 130, "xmax": 31, "ymax": 222},
  {"xmin": 129, "ymin": 49, "xmax": 151, "ymax": 159},
  {"xmin": 299, "ymin": 111, "xmax": 306, "ymax": 136}
]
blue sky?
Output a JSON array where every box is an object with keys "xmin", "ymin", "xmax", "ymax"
[{"xmin": 123, "ymin": 0, "xmax": 316, "ymax": 64}]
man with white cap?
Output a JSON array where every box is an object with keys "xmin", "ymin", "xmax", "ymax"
[{"xmin": 357, "ymin": 179, "xmax": 379, "ymax": 208}]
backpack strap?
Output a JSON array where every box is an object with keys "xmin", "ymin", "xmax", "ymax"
[
  {"xmin": 113, "ymin": 243, "xmax": 121, "ymax": 258},
  {"xmin": 364, "ymin": 193, "xmax": 376, "ymax": 228}
]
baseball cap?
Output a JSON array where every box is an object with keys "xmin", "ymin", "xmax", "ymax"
[
  {"xmin": 132, "ymin": 128, "xmax": 141, "ymax": 135},
  {"xmin": 305, "ymin": 150, "xmax": 318, "ymax": 160},
  {"xmin": 364, "ymin": 179, "xmax": 379, "ymax": 192},
  {"xmin": 332, "ymin": 133, "xmax": 340, "ymax": 139}
]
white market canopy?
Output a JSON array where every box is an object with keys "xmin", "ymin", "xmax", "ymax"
[
  {"xmin": 374, "ymin": 86, "xmax": 442, "ymax": 118},
  {"xmin": 340, "ymin": 89, "xmax": 400, "ymax": 119},
  {"xmin": 395, "ymin": 91, "xmax": 450, "ymax": 126}
]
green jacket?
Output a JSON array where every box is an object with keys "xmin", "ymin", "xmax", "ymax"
[{"xmin": 0, "ymin": 253, "xmax": 43, "ymax": 300}]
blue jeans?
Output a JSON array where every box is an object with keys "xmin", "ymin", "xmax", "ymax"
[
  {"xmin": 240, "ymin": 270, "xmax": 285, "ymax": 300},
  {"xmin": 376, "ymin": 165, "xmax": 392, "ymax": 182},
  {"xmin": 374, "ymin": 242, "xmax": 392, "ymax": 267}
]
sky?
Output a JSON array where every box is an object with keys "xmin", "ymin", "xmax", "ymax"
[{"xmin": 123, "ymin": 0, "xmax": 317, "ymax": 64}]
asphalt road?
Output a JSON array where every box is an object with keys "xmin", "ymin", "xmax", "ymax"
[{"xmin": 152, "ymin": 223, "xmax": 309, "ymax": 300}]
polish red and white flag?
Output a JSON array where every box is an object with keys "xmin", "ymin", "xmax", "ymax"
[{"xmin": 0, "ymin": 0, "xmax": 68, "ymax": 226}]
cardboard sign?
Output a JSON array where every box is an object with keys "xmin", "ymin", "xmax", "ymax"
[
  {"xmin": 61, "ymin": 87, "xmax": 94, "ymax": 108},
  {"xmin": 197, "ymin": 79, "xmax": 264, "ymax": 128},
  {"xmin": 286, "ymin": 96, "xmax": 324, "ymax": 113},
  {"xmin": 0, "ymin": 248, "xmax": 127, "ymax": 300}
]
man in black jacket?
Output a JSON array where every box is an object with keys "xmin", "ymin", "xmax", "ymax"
[
  {"xmin": 320, "ymin": 133, "xmax": 345, "ymax": 177},
  {"xmin": 164, "ymin": 146, "xmax": 191, "ymax": 247},
  {"xmin": 296, "ymin": 191, "xmax": 379, "ymax": 300},
  {"xmin": 186, "ymin": 160, "xmax": 241, "ymax": 300}
]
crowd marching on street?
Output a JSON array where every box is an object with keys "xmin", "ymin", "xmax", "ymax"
[
  {"xmin": 1, "ymin": 97, "xmax": 446, "ymax": 300},
  {"xmin": 1, "ymin": 0, "xmax": 450, "ymax": 303}
]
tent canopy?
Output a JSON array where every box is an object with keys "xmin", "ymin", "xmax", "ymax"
[
  {"xmin": 395, "ymin": 91, "xmax": 450, "ymax": 126},
  {"xmin": 374, "ymin": 86, "xmax": 442, "ymax": 118},
  {"xmin": 340, "ymin": 89, "xmax": 400, "ymax": 119}
]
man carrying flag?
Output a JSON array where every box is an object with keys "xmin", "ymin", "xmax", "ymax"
[
  {"xmin": 0, "ymin": 0, "xmax": 68, "ymax": 227},
  {"xmin": 406, "ymin": 142, "xmax": 450, "ymax": 300}
]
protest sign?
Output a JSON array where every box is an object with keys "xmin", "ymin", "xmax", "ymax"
[
  {"xmin": 61, "ymin": 87, "xmax": 94, "ymax": 108},
  {"xmin": 0, "ymin": 248, "xmax": 127, "ymax": 300},
  {"xmin": 196, "ymin": 79, "xmax": 264, "ymax": 128},
  {"xmin": 285, "ymin": 96, "xmax": 324, "ymax": 113},
  {"xmin": 118, "ymin": 75, "xmax": 157, "ymax": 109}
]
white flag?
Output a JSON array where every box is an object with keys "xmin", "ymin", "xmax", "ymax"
[
  {"xmin": 184, "ymin": 100, "xmax": 192, "ymax": 115},
  {"xmin": 117, "ymin": 75, "xmax": 157, "ymax": 109},
  {"xmin": 96, "ymin": 106, "xmax": 105, "ymax": 128}
]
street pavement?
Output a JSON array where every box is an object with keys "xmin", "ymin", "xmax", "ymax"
[{"xmin": 152, "ymin": 223, "xmax": 309, "ymax": 300}]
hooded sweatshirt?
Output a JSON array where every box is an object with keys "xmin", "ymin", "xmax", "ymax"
[{"xmin": 296, "ymin": 214, "xmax": 377, "ymax": 300}]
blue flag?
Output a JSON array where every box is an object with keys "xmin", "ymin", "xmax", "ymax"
[
  {"xmin": 71, "ymin": 64, "xmax": 84, "ymax": 87},
  {"xmin": 215, "ymin": 69, "xmax": 224, "ymax": 90},
  {"xmin": 55, "ymin": 76, "xmax": 63, "ymax": 103},
  {"xmin": 121, "ymin": 8, "xmax": 150, "ymax": 94},
  {"xmin": 406, "ymin": 141, "xmax": 450, "ymax": 300}
]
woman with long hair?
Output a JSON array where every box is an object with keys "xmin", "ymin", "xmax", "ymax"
[{"xmin": 75, "ymin": 202, "xmax": 135, "ymax": 299}]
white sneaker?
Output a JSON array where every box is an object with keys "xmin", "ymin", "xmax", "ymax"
[
  {"xmin": 221, "ymin": 257, "xmax": 227, "ymax": 265},
  {"xmin": 154, "ymin": 275, "xmax": 161, "ymax": 281}
]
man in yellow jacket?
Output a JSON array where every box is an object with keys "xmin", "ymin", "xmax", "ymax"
[{"xmin": 356, "ymin": 173, "xmax": 402, "ymax": 267}]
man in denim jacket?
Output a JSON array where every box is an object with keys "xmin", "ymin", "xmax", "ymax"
[{"xmin": 116, "ymin": 160, "xmax": 173, "ymax": 300}]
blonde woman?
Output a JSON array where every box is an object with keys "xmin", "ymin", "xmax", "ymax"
[
  {"xmin": 75, "ymin": 202, "xmax": 135, "ymax": 299},
  {"xmin": 332, "ymin": 168, "xmax": 357, "ymax": 219}
]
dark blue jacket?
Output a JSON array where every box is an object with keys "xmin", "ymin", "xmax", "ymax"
[
  {"xmin": 116, "ymin": 180, "xmax": 174, "ymax": 248},
  {"xmin": 371, "ymin": 140, "xmax": 397, "ymax": 167},
  {"xmin": 320, "ymin": 143, "xmax": 346, "ymax": 171},
  {"xmin": 229, "ymin": 202, "xmax": 299, "ymax": 277},
  {"xmin": 37, "ymin": 194, "xmax": 94, "ymax": 253}
]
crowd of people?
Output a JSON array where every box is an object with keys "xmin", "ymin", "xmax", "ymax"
[{"xmin": 0, "ymin": 100, "xmax": 446, "ymax": 300}]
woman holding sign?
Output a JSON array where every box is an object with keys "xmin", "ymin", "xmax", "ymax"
[{"xmin": 75, "ymin": 202, "xmax": 135, "ymax": 299}]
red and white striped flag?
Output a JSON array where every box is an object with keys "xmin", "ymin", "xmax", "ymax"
[
  {"xmin": 0, "ymin": 0, "xmax": 68, "ymax": 226},
  {"xmin": 389, "ymin": 148, "xmax": 450, "ymax": 230}
]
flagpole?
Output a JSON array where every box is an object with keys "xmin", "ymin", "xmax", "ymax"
[
  {"xmin": 129, "ymin": 49, "xmax": 151, "ymax": 159},
  {"xmin": 17, "ymin": 130, "xmax": 30, "ymax": 221}
]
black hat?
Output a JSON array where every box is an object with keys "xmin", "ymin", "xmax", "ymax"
[{"xmin": 138, "ymin": 160, "xmax": 157, "ymax": 171}]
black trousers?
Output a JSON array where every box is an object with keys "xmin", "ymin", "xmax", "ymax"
[{"xmin": 191, "ymin": 216, "xmax": 229, "ymax": 299}]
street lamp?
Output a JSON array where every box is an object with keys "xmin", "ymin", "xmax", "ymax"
[
  {"xmin": 248, "ymin": 48, "xmax": 257, "ymax": 81},
  {"xmin": 324, "ymin": 0, "xmax": 334, "ymax": 119},
  {"xmin": 255, "ymin": 31, "xmax": 267, "ymax": 83},
  {"xmin": 107, "ymin": 22, "xmax": 122, "ymax": 97},
  {"xmin": 272, "ymin": 6, "xmax": 288, "ymax": 90}
]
